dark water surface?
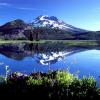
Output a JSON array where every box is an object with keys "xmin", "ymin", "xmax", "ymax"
[{"xmin": 0, "ymin": 43, "xmax": 100, "ymax": 85}]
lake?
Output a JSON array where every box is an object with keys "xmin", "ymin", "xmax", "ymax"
[{"xmin": 0, "ymin": 42, "xmax": 100, "ymax": 85}]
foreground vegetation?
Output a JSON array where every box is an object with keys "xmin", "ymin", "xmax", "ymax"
[{"xmin": 0, "ymin": 71, "xmax": 100, "ymax": 99}]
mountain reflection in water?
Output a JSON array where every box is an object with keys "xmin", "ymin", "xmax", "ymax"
[{"xmin": 0, "ymin": 43, "xmax": 92, "ymax": 63}]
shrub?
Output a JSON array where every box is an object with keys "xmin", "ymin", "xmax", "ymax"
[
  {"xmin": 56, "ymin": 71, "xmax": 75, "ymax": 86},
  {"xmin": 27, "ymin": 76, "xmax": 42, "ymax": 86},
  {"xmin": 0, "ymin": 71, "xmax": 99, "ymax": 99},
  {"xmin": 0, "ymin": 76, "xmax": 5, "ymax": 84}
]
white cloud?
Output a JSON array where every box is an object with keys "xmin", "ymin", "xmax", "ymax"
[
  {"xmin": 0, "ymin": 3, "xmax": 47, "ymax": 12},
  {"xmin": 16, "ymin": 7, "xmax": 47, "ymax": 11},
  {"xmin": 0, "ymin": 3, "xmax": 11, "ymax": 6}
]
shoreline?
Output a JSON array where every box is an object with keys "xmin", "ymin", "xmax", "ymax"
[{"xmin": 0, "ymin": 40, "xmax": 99, "ymax": 46}]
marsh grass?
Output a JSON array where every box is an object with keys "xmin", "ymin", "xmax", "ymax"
[{"xmin": 0, "ymin": 40, "xmax": 99, "ymax": 46}]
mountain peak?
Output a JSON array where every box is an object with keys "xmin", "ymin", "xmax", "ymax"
[
  {"xmin": 0, "ymin": 19, "xmax": 29, "ymax": 30},
  {"xmin": 37, "ymin": 15, "xmax": 59, "ymax": 21},
  {"xmin": 32, "ymin": 15, "xmax": 87, "ymax": 33},
  {"xmin": 33, "ymin": 15, "xmax": 67, "ymax": 29}
]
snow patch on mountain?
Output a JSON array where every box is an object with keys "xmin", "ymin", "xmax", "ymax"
[{"xmin": 32, "ymin": 15, "xmax": 87, "ymax": 33}]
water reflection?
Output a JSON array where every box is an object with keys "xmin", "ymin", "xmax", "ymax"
[
  {"xmin": 0, "ymin": 43, "xmax": 100, "ymax": 82},
  {"xmin": 0, "ymin": 43, "xmax": 95, "ymax": 63},
  {"xmin": 35, "ymin": 51, "xmax": 71, "ymax": 65}
]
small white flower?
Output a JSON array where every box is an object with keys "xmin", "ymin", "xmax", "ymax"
[{"xmin": 5, "ymin": 65, "xmax": 9, "ymax": 69}]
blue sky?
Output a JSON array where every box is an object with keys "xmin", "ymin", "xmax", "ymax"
[{"xmin": 0, "ymin": 0, "xmax": 100, "ymax": 31}]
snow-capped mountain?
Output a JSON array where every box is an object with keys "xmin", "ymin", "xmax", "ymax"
[{"xmin": 32, "ymin": 15, "xmax": 87, "ymax": 33}]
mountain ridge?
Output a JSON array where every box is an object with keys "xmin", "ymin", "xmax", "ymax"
[{"xmin": 0, "ymin": 15, "xmax": 100, "ymax": 40}]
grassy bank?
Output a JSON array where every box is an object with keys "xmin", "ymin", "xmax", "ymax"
[
  {"xmin": 0, "ymin": 40, "xmax": 100, "ymax": 46},
  {"xmin": 0, "ymin": 71, "xmax": 100, "ymax": 99}
]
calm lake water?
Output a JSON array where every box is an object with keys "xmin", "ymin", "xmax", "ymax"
[{"xmin": 0, "ymin": 43, "xmax": 100, "ymax": 85}]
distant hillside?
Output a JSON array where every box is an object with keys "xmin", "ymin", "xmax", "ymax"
[
  {"xmin": 0, "ymin": 15, "xmax": 100, "ymax": 40},
  {"xmin": 0, "ymin": 19, "xmax": 32, "ymax": 40}
]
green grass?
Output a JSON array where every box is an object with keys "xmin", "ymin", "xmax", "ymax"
[{"xmin": 0, "ymin": 40, "xmax": 99, "ymax": 46}]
